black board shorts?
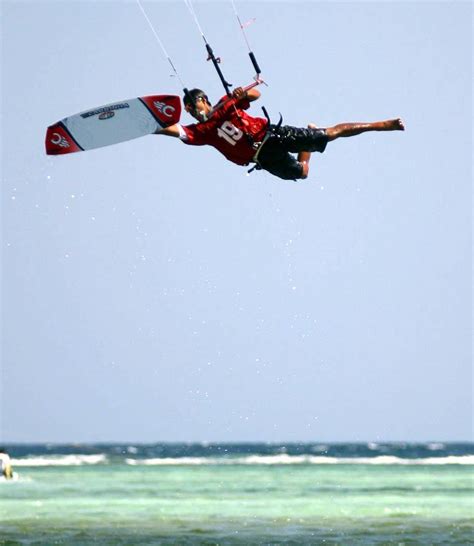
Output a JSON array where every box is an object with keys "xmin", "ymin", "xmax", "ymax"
[{"xmin": 257, "ymin": 125, "xmax": 329, "ymax": 180}]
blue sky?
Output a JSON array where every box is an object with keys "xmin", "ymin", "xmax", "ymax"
[{"xmin": 1, "ymin": 1, "xmax": 472, "ymax": 442}]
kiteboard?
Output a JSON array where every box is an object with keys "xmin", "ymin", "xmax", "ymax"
[{"xmin": 45, "ymin": 94, "xmax": 181, "ymax": 155}]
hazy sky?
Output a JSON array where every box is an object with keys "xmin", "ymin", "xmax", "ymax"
[{"xmin": 1, "ymin": 0, "xmax": 472, "ymax": 443}]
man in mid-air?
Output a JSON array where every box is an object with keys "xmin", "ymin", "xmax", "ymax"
[{"xmin": 157, "ymin": 86, "xmax": 404, "ymax": 180}]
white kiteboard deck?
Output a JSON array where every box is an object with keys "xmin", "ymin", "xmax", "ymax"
[{"xmin": 46, "ymin": 94, "xmax": 181, "ymax": 155}]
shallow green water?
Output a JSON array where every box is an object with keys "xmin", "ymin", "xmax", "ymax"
[{"xmin": 1, "ymin": 463, "xmax": 472, "ymax": 545}]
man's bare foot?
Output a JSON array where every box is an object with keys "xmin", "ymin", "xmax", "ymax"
[
  {"xmin": 386, "ymin": 118, "xmax": 405, "ymax": 131},
  {"xmin": 308, "ymin": 123, "xmax": 318, "ymax": 129}
]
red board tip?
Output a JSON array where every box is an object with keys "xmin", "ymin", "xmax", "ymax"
[{"xmin": 45, "ymin": 124, "xmax": 82, "ymax": 155}]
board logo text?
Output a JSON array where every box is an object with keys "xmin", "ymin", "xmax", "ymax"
[
  {"xmin": 51, "ymin": 133, "xmax": 70, "ymax": 148},
  {"xmin": 81, "ymin": 103, "xmax": 130, "ymax": 119},
  {"xmin": 153, "ymin": 101, "xmax": 175, "ymax": 117}
]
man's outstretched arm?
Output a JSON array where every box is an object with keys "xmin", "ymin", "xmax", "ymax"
[{"xmin": 232, "ymin": 86, "xmax": 260, "ymax": 103}]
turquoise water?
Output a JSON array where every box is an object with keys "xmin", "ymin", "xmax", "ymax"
[{"xmin": 1, "ymin": 443, "xmax": 473, "ymax": 545}]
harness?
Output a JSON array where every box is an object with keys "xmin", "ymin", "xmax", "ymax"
[{"xmin": 247, "ymin": 109, "xmax": 283, "ymax": 174}]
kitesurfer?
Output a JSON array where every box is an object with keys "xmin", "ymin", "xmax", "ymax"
[{"xmin": 157, "ymin": 86, "xmax": 404, "ymax": 180}]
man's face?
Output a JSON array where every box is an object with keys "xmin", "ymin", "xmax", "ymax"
[{"xmin": 185, "ymin": 97, "xmax": 211, "ymax": 122}]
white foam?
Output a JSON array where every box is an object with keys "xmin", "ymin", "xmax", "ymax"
[
  {"xmin": 12, "ymin": 453, "xmax": 473, "ymax": 467},
  {"xmin": 238, "ymin": 454, "xmax": 333, "ymax": 465},
  {"xmin": 126, "ymin": 456, "xmax": 211, "ymax": 466},
  {"xmin": 11, "ymin": 454, "xmax": 107, "ymax": 467},
  {"xmin": 124, "ymin": 454, "xmax": 474, "ymax": 466}
]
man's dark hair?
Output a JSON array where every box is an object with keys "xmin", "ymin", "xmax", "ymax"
[{"xmin": 183, "ymin": 88, "xmax": 210, "ymax": 107}]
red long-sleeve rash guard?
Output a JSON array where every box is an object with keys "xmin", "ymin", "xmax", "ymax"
[{"xmin": 181, "ymin": 97, "xmax": 268, "ymax": 166}]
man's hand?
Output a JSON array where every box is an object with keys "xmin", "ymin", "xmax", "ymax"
[
  {"xmin": 232, "ymin": 87, "xmax": 248, "ymax": 101},
  {"xmin": 154, "ymin": 123, "xmax": 182, "ymax": 138}
]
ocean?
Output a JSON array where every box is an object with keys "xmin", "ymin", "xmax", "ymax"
[{"xmin": 0, "ymin": 443, "xmax": 472, "ymax": 545}]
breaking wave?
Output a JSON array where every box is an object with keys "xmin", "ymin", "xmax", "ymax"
[
  {"xmin": 11, "ymin": 454, "xmax": 107, "ymax": 467},
  {"xmin": 125, "ymin": 454, "xmax": 474, "ymax": 466}
]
